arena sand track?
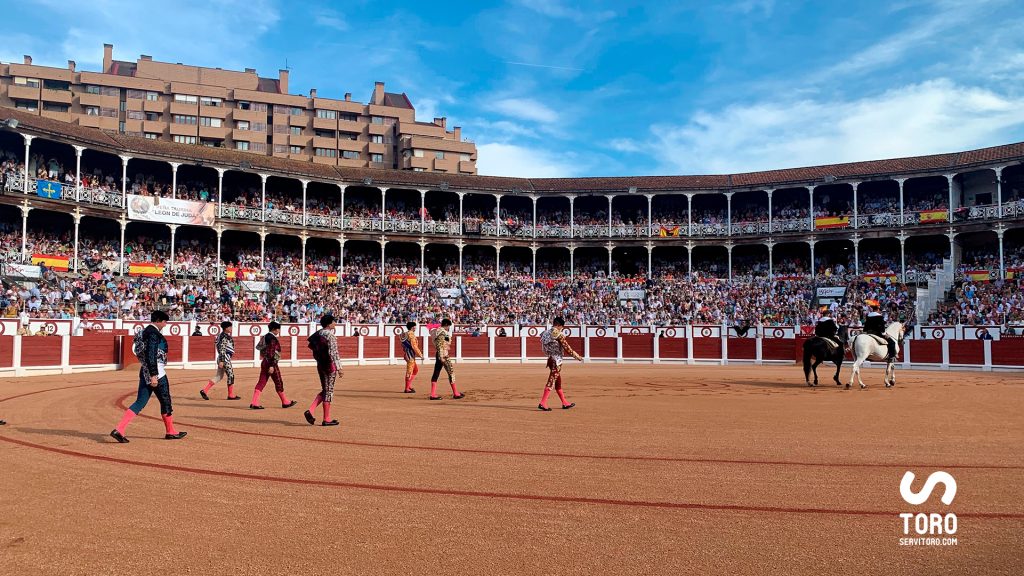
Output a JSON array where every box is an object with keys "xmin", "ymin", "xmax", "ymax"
[{"xmin": 0, "ymin": 364, "xmax": 1021, "ymax": 576}]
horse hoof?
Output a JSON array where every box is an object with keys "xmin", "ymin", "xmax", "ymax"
[
  {"xmin": 860, "ymin": 384, "xmax": 867, "ymax": 389},
  {"xmin": 845, "ymin": 384, "xmax": 851, "ymax": 390}
]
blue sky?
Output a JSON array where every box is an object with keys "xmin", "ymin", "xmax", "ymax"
[{"xmin": 2, "ymin": 0, "xmax": 1024, "ymax": 177}]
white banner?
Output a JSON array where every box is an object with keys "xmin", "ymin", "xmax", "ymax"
[
  {"xmin": 437, "ymin": 288, "xmax": 462, "ymax": 298},
  {"xmin": 127, "ymin": 195, "xmax": 216, "ymax": 227},
  {"xmin": 5, "ymin": 264, "xmax": 41, "ymax": 278},
  {"xmin": 240, "ymin": 280, "xmax": 270, "ymax": 292},
  {"xmin": 617, "ymin": 289, "xmax": 646, "ymax": 300},
  {"xmin": 816, "ymin": 287, "xmax": 847, "ymax": 298}
]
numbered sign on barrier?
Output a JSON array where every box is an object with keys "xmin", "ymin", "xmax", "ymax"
[
  {"xmin": 919, "ymin": 326, "xmax": 955, "ymax": 340},
  {"xmin": 692, "ymin": 325, "xmax": 722, "ymax": 338},
  {"xmin": 761, "ymin": 326, "xmax": 795, "ymax": 339},
  {"xmin": 961, "ymin": 325, "xmax": 1000, "ymax": 340},
  {"xmin": 28, "ymin": 319, "xmax": 73, "ymax": 336}
]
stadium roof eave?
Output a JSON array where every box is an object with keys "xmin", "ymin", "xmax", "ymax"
[{"xmin": 2, "ymin": 106, "xmax": 1023, "ymax": 194}]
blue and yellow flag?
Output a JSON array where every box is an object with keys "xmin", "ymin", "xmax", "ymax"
[{"xmin": 36, "ymin": 180, "xmax": 62, "ymax": 200}]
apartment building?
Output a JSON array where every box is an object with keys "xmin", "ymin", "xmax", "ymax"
[{"xmin": 0, "ymin": 44, "xmax": 476, "ymax": 174}]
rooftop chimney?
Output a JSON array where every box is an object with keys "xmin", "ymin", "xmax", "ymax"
[
  {"xmin": 103, "ymin": 43, "xmax": 113, "ymax": 72},
  {"xmin": 23, "ymin": 55, "xmax": 32, "ymax": 65},
  {"xmin": 433, "ymin": 117, "xmax": 447, "ymax": 129},
  {"xmin": 310, "ymin": 88, "xmax": 317, "ymax": 98},
  {"xmin": 279, "ymin": 69, "xmax": 289, "ymax": 93},
  {"xmin": 68, "ymin": 60, "xmax": 75, "ymax": 72},
  {"xmin": 373, "ymin": 81, "xmax": 384, "ymax": 104},
  {"xmin": 453, "ymin": 126, "xmax": 461, "ymax": 141},
  {"xmin": 245, "ymin": 68, "xmax": 256, "ymax": 74},
  {"xmin": 344, "ymin": 93, "xmax": 351, "ymax": 101},
  {"xmin": 140, "ymin": 55, "xmax": 152, "ymax": 61}
]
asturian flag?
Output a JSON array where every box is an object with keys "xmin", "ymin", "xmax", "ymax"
[{"xmin": 36, "ymin": 180, "xmax": 62, "ymax": 199}]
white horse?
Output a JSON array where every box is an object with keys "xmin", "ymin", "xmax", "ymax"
[{"xmin": 847, "ymin": 322, "xmax": 905, "ymax": 390}]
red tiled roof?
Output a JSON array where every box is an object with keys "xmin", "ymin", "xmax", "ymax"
[
  {"xmin": 3, "ymin": 106, "xmax": 1022, "ymax": 194},
  {"xmin": 382, "ymin": 92, "xmax": 413, "ymax": 110},
  {"xmin": 256, "ymin": 77, "xmax": 280, "ymax": 93}
]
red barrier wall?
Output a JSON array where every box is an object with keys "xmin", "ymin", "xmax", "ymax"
[
  {"xmin": 460, "ymin": 336, "xmax": 490, "ymax": 358},
  {"xmin": 948, "ymin": 340, "xmax": 984, "ymax": 365},
  {"xmin": 525, "ymin": 338, "xmax": 544, "ymax": 357},
  {"xmin": 693, "ymin": 337, "xmax": 721, "ymax": 360},
  {"xmin": 494, "ymin": 337, "xmax": 520, "ymax": 358},
  {"xmin": 296, "ymin": 335, "xmax": 315, "ymax": 360},
  {"xmin": 621, "ymin": 335, "xmax": 654, "ymax": 358},
  {"xmin": 991, "ymin": 340, "xmax": 1024, "ymax": 366},
  {"xmin": 279, "ymin": 337, "xmax": 293, "ymax": 361},
  {"xmin": 727, "ymin": 337, "xmax": 756, "ymax": 360},
  {"xmin": 909, "ymin": 340, "xmax": 942, "ymax": 363},
  {"xmin": 21, "ymin": 337, "xmax": 62, "ymax": 367},
  {"xmin": 0, "ymin": 336, "xmax": 13, "ymax": 368},
  {"xmin": 659, "ymin": 338, "xmax": 687, "ymax": 359},
  {"xmin": 589, "ymin": 337, "xmax": 616, "ymax": 358},
  {"xmin": 69, "ymin": 334, "xmax": 120, "ymax": 365},
  {"xmin": 362, "ymin": 337, "xmax": 389, "ymax": 359},
  {"xmin": 187, "ymin": 336, "xmax": 216, "ymax": 362}
]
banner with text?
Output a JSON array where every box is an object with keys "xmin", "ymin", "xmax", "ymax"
[{"xmin": 127, "ymin": 195, "xmax": 216, "ymax": 227}]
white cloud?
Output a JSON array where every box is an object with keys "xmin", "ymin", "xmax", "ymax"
[
  {"xmin": 313, "ymin": 8, "xmax": 349, "ymax": 32},
  {"xmin": 607, "ymin": 138, "xmax": 643, "ymax": 153},
  {"xmin": 514, "ymin": 0, "xmax": 615, "ymax": 25},
  {"xmin": 648, "ymin": 79, "xmax": 1024, "ymax": 174},
  {"xmin": 489, "ymin": 97, "xmax": 559, "ymax": 124},
  {"xmin": 475, "ymin": 143, "xmax": 579, "ymax": 178}
]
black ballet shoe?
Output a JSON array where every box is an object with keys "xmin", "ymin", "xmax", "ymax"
[
  {"xmin": 199, "ymin": 390, "xmax": 209, "ymax": 400},
  {"xmin": 403, "ymin": 388, "xmax": 416, "ymax": 393},
  {"xmin": 429, "ymin": 396, "xmax": 443, "ymax": 400},
  {"xmin": 321, "ymin": 420, "xmax": 339, "ymax": 427},
  {"xmin": 226, "ymin": 396, "xmax": 242, "ymax": 400},
  {"xmin": 562, "ymin": 402, "xmax": 576, "ymax": 410},
  {"xmin": 453, "ymin": 393, "xmax": 465, "ymax": 399},
  {"xmin": 249, "ymin": 404, "xmax": 265, "ymax": 410},
  {"xmin": 109, "ymin": 429, "xmax": 129, "ymax": 443},
  {"xmin": 164, "ymin": 431, "xmax": 187, "ymax": 440},
  {"xmin": 538, "ymin": 404, "xmax": 552, "ymax": 411},
  {"xmin": 304, "ymin": 410, "xmax": 316, "ymax": 425},
  {"xmin": 281, "ymin": 400, "xmax": 297, "ymax": 408}
]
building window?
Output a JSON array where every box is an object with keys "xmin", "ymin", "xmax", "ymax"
[
  {"xmin": 434, "ymin": 151, "xmax": 445, "ymax": 160},
  {"xmin": 43, "ymin": 102, "xmax": 69, "ymax": 112},
  {"xmin": 460, "ymin": 153, "xmax": 471, "ymax": 162},
  {"xmin": 290, "ymin": 145, "xmax": 303, "ymax": 154},
  {"xmin": 200, "ymin": 96, "xmax": 222, "ymax": 107},
  {"xmin": 119, "ymin": 121, "xmax": 126, "ymax": 133},
  {"xmin": 43, "ymin": 79, "xmax": 70, "ymax": 91},
  {"xmin": 314, "ymin": 129, "xmax": 336, "ymax": 139},
  {"xmin": 341, "ymin": 151, "xmax": 360, "ymax": 160},
  {"xmin": 251, "ymin": 142, "xmax": 267, "ymax": 153},
  {"xmin": 315, "ymin": 148, "xmax": 337, "ymax": 158},
  {"xmin": 252, "ymin": 122, "xmax": 267, "ymax": 132},
  {"xmin": 173, "ymin": 135, "xmax": 197, "ymax": 144},
  {"xmin": 339, "ymin": 113, "xmax": 358, "ymax": 122},
  {"xmin": 14, "ymin": 77, "xmax": 40, "ymax": 88},
  {"xmin": 413, "ymin": 168, "xmax": 425, "ymax": 172},
  {"xmin": 371, "ymin": 116, "xmax": 384, "ymax": 124},
  {"xmin": 126, "ymin": 89, "xmax": 145, "ymax": 99},
  {"xmin": 127, "ymin": 110, "xmax": 145, "ymax": 120},
  {"xmin": 340, "ymin": 131, "xmax": 358, "ymax": 141},
  {"xmin": 370, "ymin": 153, "xmax": 384, "ymax": 163},
  {"xmin": 236, "ymin": 141, "xmax": 250, "ymax": 151},
  {"xmin": 85, "ymin": 85, "xmax": 102, "ymax": 95},
  {"xmin": 316, "ymin": 109, "xmax": 337, "ymax": 119},
  {"xmin": 146, "ymin": 91, "xmax": 159, "ymax": 101},
  {"xmin": 13, "ymin": 100, "xmax": 37, "ymax": 111},
  {"xmin": 371, "ymin": 134, "xmax": 384, "ymax": 144},
  {"xmin": 291, "ymin": 107, "xmax": 304, "ymax": 116},
  {"xmin": 173, "ymin": 115, "xmax": 198, "ymax": 125},
  {"xmin": 100, "ymin": 107, "xmax": 118, "ymax": 118},
  {"xmin": 273, "ymin": 124, "xmax": 289, "ymax": 134},
  {"xmin": 201, "ymin": 139, "xmax": 222, "ymax": 148},
  {"xmin": 145, "ymin": 112, "xmax": 161, "ymax": 121},
  {"xmin": 290, "ymin": 126, "xmax": 302, "ymax": 136},
  {"xmin": 85, "ymin": 106, "xmax": 101, "ymax": 116},
  {"xmin": 144, "ymin": 133, "xmax": 159, "ymax": 140},
  {"xmin": 236, "ymin": 120, "xmax": 250, "ymax": 131},
  {"xmin": 120, "ymin": 101, "xmax": 127, "ymax": 112},
  {"xmin": 200, "ymin": 117, "xmax": 223, "ymax": 128},
  {"xmin": 273, "ymin": 144, "xmax": 288, "ymax": 154},
  {"xmin": 174, "ymin": 94, "xmax": 198, "ymax": 103}
]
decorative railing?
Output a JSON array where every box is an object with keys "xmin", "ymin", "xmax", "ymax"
[
  {"xmin": 858, "ymin": 212, "xmax": 899, "ymax": 228},
  {"xmin": 536, "ymin": 224, "xmax": 571, "ymax": 238},
  {"xmin": 344, "ymin": 217, "xmax": 382, "ymax": 232},
  {"xmin": 383, "ymin": 219, "xmax": 422, "ymax": 233},
  {"xmin": 730, "ymin": 221, "xmax": 770, "ymax": 236},
  {"xmin": 691, "ymin": 222, "xmax": 728, "ymax": 237},
  {"xmin": 265, "ymin": 208, "xmax": 303, "ymax": 225},
  {"xmin": 219, "ymin": 205, "xmax": 263, "ymax": 222},
  {"xmin": 770, "ymin": 218, "xmax": 812, "ymax": 233},
  {"xmin": 611, "ymin": 224, "xmax": 648, "ymax": 238},
  {"xmin": 573, "ymin": 224, "xmax": 609, "ymax": 238}
]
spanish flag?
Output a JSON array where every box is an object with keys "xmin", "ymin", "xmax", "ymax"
[
  {"xmin": 1007, "ymin": 268, "xmax": 1023, "ymax": 280},
  {"xmin": 865, "ymin": 299, "xmax": 880, "ymax": 307},
  {"xmin": 31, "ymin": 254, "xmax": 70, "ymax": 271},
  {"xmin": 814, "ymin": 216, "xmax": 850, "ymax": 229},
  {"xmin": 918, "ymin": 209, "xmax": 948, "ymax": 223},
  {"xmin": 965, "ymin": 270, "xmax": 991, "ymax": 282},
  {"xmin": 388, "ymin": 274, "xmax": 419, "ymax": 286},
  {"xmin": 128, "ymin": 262, "xmax": 165, "ymax": 277},
  {"xmin": 865, "ymin": 273, "xmax": 898, "ymax": 282},
  {"xmin": 659, "ymin": 225, "xmax": 681, "ymax": 237},
  {"xmin": 309, "ymin": 272, "xmax": 339, "ymax": 284}
]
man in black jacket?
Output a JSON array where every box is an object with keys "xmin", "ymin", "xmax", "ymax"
[
  {"xmin": 862, "ymin": 302, "xmax": 896, "ymax": 360},
  {"xmin": 110, "ymin": 310, "xmax": 187, "ymax": 443}
]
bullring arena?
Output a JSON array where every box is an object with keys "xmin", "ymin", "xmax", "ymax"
[{"xmin": 1, "ymin": 62, "xmax": 1024, "ymax": 574}]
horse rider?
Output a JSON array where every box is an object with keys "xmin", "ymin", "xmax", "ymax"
[
  {"xmin": 814, "ymin": 307, "xmax": 841, "ymax": 353},
  {"xmin": 862, "ymin": 300, "xmax": 896, "ymax": 360}
]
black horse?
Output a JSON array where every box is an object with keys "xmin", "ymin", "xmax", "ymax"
[{"xmin": 802, "ymin": 326, "xmax": 849, "ymax": 387}]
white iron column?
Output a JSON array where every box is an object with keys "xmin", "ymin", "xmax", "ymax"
[
  {"xmin": 995, "ymin": 166, "xmax": 1004, "ymax": 217},
  {"xmin": 686, "ymin": 194, "xmax": 693, "ymax": 236},
  {"xmin": 569, "ymin": 196, "xmax": 575, "ymax": 238},
  {"xmin": 946, "ymin": 174, "xmax": 955, "ymax": 223},
  {"xmin": 458, "ymin": 241, "xmax": 464, "ymax": 282},
  {"xmin": 169, "ymin": 162, "xmax": 180, "ymax": 199},
  {"xmin": 458, "ymin": 192, "xmax": 464, "ymax": 235},
  {"xmin": 997, "ymin": 226, "xmax": 1006, "ymax": 280},
  {"xmin": 418, "ymin": 239, "xmax": 426, "ymax": 283},
  {"xmin": 338, "ymin": 236, "xmax": 346, "ymax": 279},
  {"xmin": 607, "ymin": 194, "xmax": 613, "ymax": 237},
  {"xmin": 259, "ymin": 227, "xmax": 266, "ymax": 268},
  {"xmin": 897, "ymin": 178, "xmax": 905, "ymax": 224},
  {"xmin": 381, "ymin": 187, "xmax": 387, "ymax": 223},
  {"xmin": 260, "ymin": 173, "xmax": 268, "ymax": 222},
  {"xmin": 766, "ymin": 189, "xmax": 773, "ymax": 232},
  {"xmin": 646, "ymin": 194, "xmax": 653, "ymax": 237},
  {"xmin": 727, "ymin": 243, "xmax": 733, "ymax": 281},
  {"xmin": 118, "ymin": 216, "xmax": 127, "ymax": 275},
  {"xmin": 215, "ymin": 225, "xmax": 223, "ymax": 280},
  {"xmin": 216, "ymin": 168, "xmax": 225, "ymax": 217},
  {"xmin": 120, "ymin": 155, "xmax": 131, "ymax": 208},
  {"xmin": 686, "ymin": 241, "xmax": 693, "ymax": 279},
  {"xmin": 852, "ymin": 234, "xmax": 860, "ymax": 276},
  {"xmin": 531, "ymin": 245, "xmax": 537, "ymax": 282},
  {"xmin": 808, "ymin": 185, "xmax": 815, "ymax": 230},
  {"xmin": 420, "ymin": 189, "xmax": 427, "ymax": 233},
  {"xmin": 73, "ymin": 145, "xmax": 85, "ymax": 202},
  {"xmin": 339, "ymin": 185, "xmax": 347, "ymax": 230},
  {"xmin": 852, "ymin": 181, "xmax": 859, "ymax": 228},
  {"xmin": 725, "ymin": 192, "xmax": 733, "ymax": 236},
  {"xmin": 607, "ymin": 242, "xmax": 613, "ymax": 276},
  {"xmin": 531, "ymin": 196, "xmax": 538, "ymax": 239},
  {"xmin": 809, "ymin": 237, "xmax": 816, "ymax": 277},
  {"xmin": 19, "ymin": 202, "xmax": 31, "ymax": 261},
  {"xmin": 496, "ymin": 242, "xmax": 502, "ymax": 278},
  {"xmin": 767, "ymin": 241, "xmax": 774, "ymax": 279},
  {"xmin": 569, "ymin": 243, "xmax": 575, "ymax": 280},
  {"xmin": 495, "ymin": 194, "xmax": 502, "ymax": 236},
  {"xmin": 300, "ymin": 179, "xmax": 309, "ymax": 226},
  {"xmin": 898, "ymin": 233, "xmax": 906, "ymax": 283},
  {"xmin": 300, "ymin": 231, "xmax": 307, "ymax": 274},
  {"xmin": 168, "ymin": 224, "xmax": 177, "ymax": 274},
  {"xmin": 380, "ymin": 235, "xmax": 387, "ymax": 283},
  {"xmin": 646, "ymin": 241, "xmax": 653, "ymax": 278},
  {"xmin": 72, "ymin": 208, "xmax": 81, "ymax": 272},
  {"xmin": 21, "ymin": 134, "xmax": 33, "ymax": 194}
]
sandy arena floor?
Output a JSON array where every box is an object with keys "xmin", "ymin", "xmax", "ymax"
[{"xmin": 0, "ymin": 363, "xmax": 1021, "ymax": 576}]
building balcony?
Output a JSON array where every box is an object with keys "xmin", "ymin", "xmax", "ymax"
[
  {"xmin": 143, "ymin": 119, "xmax": 167, "ymax": 134},
  {"xmin": 40, "ymin": 109, "xmax": 72, "ymax": 123},
  {"xmin": 313, "ymin": 136, "xmax": 338, "ymax": 150},
  {"xmin": 313, "ymin": 116, "xmax": 337, "ymax": 131},
  {"xmin": 169, "ymin": 123, "xmax": 198, "ymax": 136},
  {"xmin": 199, "ymin": 125, "xmax": 228, "ymax": 139},
  {"xmin": 7, "ymin": 84, "xmax": 40, "ymax": 101},
  {"xmin": 231, "ymin": 107, "xmax": 264, "ymax": 122},
  {"xmin": 312, "ymin": 155, "xmax": 337, "ymax": 165},
  {"xmin": 337, "ymin": 139, "xmax": 365, "ymax": 153},
  {"xmin": 338, "ymin": 157, "xmax": 366, "ymax": 168},
  {"xmin": 170, "ymin": 101, "xmax": 198, "ymax": 116},
  {"xmin": 143, "ymin": 99, "xmax": 167, "ymax": 113},
  {"xmin": 458, "ymin": 160, "xmax": 476, "ymax": 174},
  {"xmin": 41, "ymin": 88, "xmax": 72, "ymax": 104}
]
